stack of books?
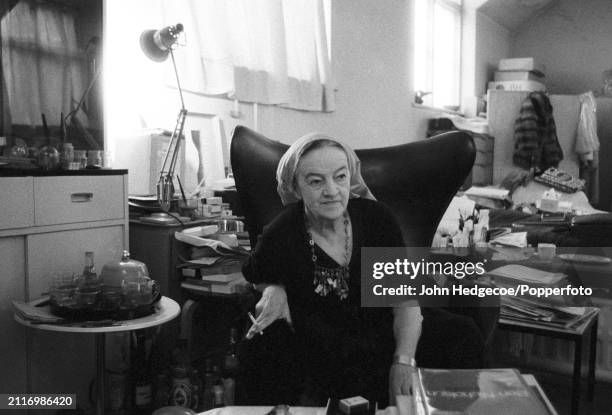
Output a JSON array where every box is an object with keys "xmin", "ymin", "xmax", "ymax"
[
  {"xmin": 487, "ymin": 264, "xmax": 598, "ymax": 329},
  {"xmin": 178, "ymin": 231, "xmax": 251, "ymax": 295},
  {"xmin": 407, "ymin": 368, "xmax": 554, "ymax": 415}
]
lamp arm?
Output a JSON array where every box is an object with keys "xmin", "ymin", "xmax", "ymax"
[
  {"xmin": 170, "ymin": 49, "xmax": 186, "ymax": 111},
  {"xmin": 155, "ymin": 42, "xmax": 189, "ymax": 212},
  {"xmin": 167, "ymin": 109, "xmax": 188, "ymax": 175},
  {"xmin": 157, "ymin": 108, "xmax": 187, "ymax": 211}
]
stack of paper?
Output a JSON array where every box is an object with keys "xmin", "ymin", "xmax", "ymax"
[
  {"xmin": 13, "ymin": 299, "xmax": 64, "ymax": 324},
  {"xmin": 488, "ymin": 264, "xmax": 566, "ymax": 286},
  {"xmin": 500, "ymin": 297, "xmax": 598, "ymax": 329}
]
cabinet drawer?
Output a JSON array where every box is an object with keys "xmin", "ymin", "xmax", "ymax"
[
  {"xmin": 34, "ymin": 175, "xmax": 125, "ymax": 226},
  {"xmin": 0, "ymin": 178, "xmax": 34, "ymax": 229}
]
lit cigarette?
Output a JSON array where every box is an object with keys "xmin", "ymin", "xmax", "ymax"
[{"xmin": 248, "ymin": 312, "xmax": 264, "ymax": 335}]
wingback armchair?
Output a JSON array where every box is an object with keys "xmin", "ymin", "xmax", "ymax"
[
  {"xmin": 230, "ymin": 125, "xmax": 498, "ymax": 370},
  {"xmin": 231, "ymin": 126, "xmax": 474, "ymax": 248}
]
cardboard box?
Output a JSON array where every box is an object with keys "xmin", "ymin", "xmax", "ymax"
[
  {"xmin": 494, "ymin": 70, "xmax": 543, "ymax": 82},
  {"xmin": 498, "ymin": 57, "xmax": 545, "ymax": 76},
  {"xmin": 487, "ymin": 80, "xmax": 546, "ymax": 92}
]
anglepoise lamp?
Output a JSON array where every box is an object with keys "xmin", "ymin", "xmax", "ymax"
[{"xmin": 140, "ymin": 23, "xmax": 186, "ymax": 212}]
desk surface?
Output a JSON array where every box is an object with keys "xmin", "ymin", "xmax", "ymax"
[
  {"xmin": 15, "ymin": 296, "xmax": 180, "ymax": 333},
  {"xmin": 198, "ymin": 375, "xmax": 558, "ymax": 415}
]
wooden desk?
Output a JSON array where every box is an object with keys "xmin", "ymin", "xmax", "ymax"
[
  {"xmin": 197, "ymin": 373, "xmax": 558, "ymax": 415},
  {"xmin": 498, "ymin": 309, "xmax": 599, "ymax": 415}
]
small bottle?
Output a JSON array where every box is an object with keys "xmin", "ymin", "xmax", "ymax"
[
  {"xmin": 191, "ymin": 369, "xmax": 204, "ymax": 411},
  {"xmin": 201, "ymin": 359, "xmax": 215, "ymax": 411},
  {"xmin": 82, "ymin": 251, "xmax": 98, "ymax": 279},
  {"xmin": 224, "ymin": 328, "xmax": 239, "ymax": 373},
  {"xmin": 222, "ymin": 328, "xmax": 239, "ymax": 405},
  {"xmin": 169, "ymin": 366, "xmax": 193, "ymax": 408},
  {"xmin": 76, "ymin": 251, "xmax": 101, "ymax": 306},
  {"xmin": 212, "ymin": 380, "xmax": 225, "ymax": 408}
]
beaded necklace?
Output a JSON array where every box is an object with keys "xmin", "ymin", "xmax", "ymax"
[{"xmin": 305, "ymin": 211, "xmax": 351, "ymax": 300}]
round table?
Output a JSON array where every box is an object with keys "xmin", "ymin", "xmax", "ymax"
[{"xmin": 15, "ymin": 296, "xmax": 180, "ymax": 415}]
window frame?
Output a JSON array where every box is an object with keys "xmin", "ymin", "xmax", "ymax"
[{"xmin": 413, "ymin": 0, "xmax": 463, "ymax": 111}]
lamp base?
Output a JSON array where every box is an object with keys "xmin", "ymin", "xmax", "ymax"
[{"xmin": 139, "ymin": 212, "xmax": 191, "ymax": 225}]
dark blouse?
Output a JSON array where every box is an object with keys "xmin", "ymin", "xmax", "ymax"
[{"xmin": 242, "ymin": 197, "xmax": 405, "ymax": 399}]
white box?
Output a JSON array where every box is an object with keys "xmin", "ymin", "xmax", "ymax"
[
  {"xmin": 488, "ymin": 80, "xmax": 546, "ymax": 92},
  {"xmin": 539, "ymin": 197, "xmax": 559, "ymax": 213},
  {"xmin": 494, "ymin": 70, "xmax": 543, "ymax": 82},
  {"xmin": 206, "ymin": 196, "xmax": 223, "ymax": 205},
  {"xmin": 498, "ymin": 57, "xmax": 545, "ymax": 76},
  {"xmin": 112, "ymin": 130, "xmax": 186, "ymax": 196}
]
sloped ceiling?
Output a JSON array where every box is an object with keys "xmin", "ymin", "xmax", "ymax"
[{"xmin": 478, "ymin": 0, "xmax": 557, "ymax": 33}]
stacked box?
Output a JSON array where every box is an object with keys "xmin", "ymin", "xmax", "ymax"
[
  {"xmin": 488, "ymin": 80, "xmax": 546, "ymax": 92},
  {"xmin": 494, "ymin": 71, "xmax": 543, "ymax": 82},
  {"xmin": 489, "ymin": 57, "xmax": 546, "ymax": 92},
  {"xmin": 498, "ymin": 57, "xmax": 546, "ymax": 76}
]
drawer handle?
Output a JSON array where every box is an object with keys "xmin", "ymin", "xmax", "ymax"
[{"xmin": 71, "ymin": 192, "xmax": 94, "ymax": 203}]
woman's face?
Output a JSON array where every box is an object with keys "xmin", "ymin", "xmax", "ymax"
[{"xmin": 295, "ymin": 146, "xmax": 351, "ymax": 222}]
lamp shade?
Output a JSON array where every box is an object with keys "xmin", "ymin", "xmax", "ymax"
[{"xmin": 140, "ymin": 23, "xmax": 184, "ymax": 62}]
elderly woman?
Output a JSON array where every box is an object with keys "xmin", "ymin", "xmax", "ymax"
[{"xmin": 238, "ymin": 133, "xmax": 422, "ymax": 407}]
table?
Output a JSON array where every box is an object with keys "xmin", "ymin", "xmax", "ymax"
[
  {"xmin": 196, "ymin": 373, "xmax": 559, "ymax": 415},
  {"xmin": 15, "ymin": 296, "xmax": 180, "ymax": 415},
  {"xmin": 498, "ymin": 309, "xmax": 599, "ymax": 415}
]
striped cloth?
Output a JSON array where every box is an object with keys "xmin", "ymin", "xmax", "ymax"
[{"xmin": 512, "ymin": 91, "xmax": 564, "ymax": 172}]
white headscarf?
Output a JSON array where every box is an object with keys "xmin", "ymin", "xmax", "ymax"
[{"xmin": 276, "ymin": 132, "xmax": 376, "ymax": 206}]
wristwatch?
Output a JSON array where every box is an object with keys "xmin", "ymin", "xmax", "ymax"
[{"xmin": 393, "ymin": 355, "xmax": 416, "ymax": 368}]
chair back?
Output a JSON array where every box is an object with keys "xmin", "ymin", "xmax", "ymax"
[{"xmin": 230, "ymin": 125, "xmax": 475, "ymax": 247}]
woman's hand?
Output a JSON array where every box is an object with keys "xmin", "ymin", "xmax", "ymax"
[
  {"xmin": 246, "ymin": 284, "xmax": 293, "ymax": 339},
  {"xmin": 388, "ymin": 361, "xmax": 415, "ymax": 405}
]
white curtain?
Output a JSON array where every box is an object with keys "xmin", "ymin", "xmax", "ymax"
[
  {"xmin": 106, "ymin": 0, "xmax": 334, "ymax": 134},
  {"xmin": 1, "ymin": 1, "xmax": 84, "ymax": 126}
]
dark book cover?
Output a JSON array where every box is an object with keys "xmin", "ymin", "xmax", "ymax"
[{"xmin": 415, "ymin": 368, "xmax": 551, "ymax": 415}]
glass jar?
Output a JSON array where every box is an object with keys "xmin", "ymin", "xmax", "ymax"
[
  {"xmin": 61, "ymin": 143, "xmax": 74, "ymax": 169},
  {"xmin": 74, "ymin": 150, "xmax": 87, "ymax": 169}
]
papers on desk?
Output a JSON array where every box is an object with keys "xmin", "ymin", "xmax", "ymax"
[
  {"xmin": 175, "ymin": 228, "xmax": 249, "ymax": 256},
  {"xmin": 490, "ymin": 231, "xmax": 528, "ymax": 248},
  {"xmin": 13, "ymin": 298, "xmax": 63, "ymax": 324},
  {"xmin": 200, "ymin": 406, "xmax": 326, "ymax": 415},
  {"xmin": 500, "ymin": 297, "xmax": 598, "ymax": 330},
  {"xmin": 464, "ymin": 186, "xmax": 510, "ymax": 200},
  {"xmin": 175, "ymin": 225, "xmax": 220, "ymax": 246},
  {"xmin": 490, "ymin": 246, "xmax": 534, "ymax": 262},
  {"xmin": 488, "ymin": 264, "xmax": 567, "ymax": 286}
]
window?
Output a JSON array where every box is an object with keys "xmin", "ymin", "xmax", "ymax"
[
  {"xmin": 413, "ymin": 0, "xmax": 462, "ymax": 110},
  {"xmin": 105, "ymin": 0, "xmax": 333, "ymax": 194},
  {"xmin": 1, "ymin": 1, "xmax": 85, "ymax": 127},
  {"xmin": 105, "ymin": 0, "xmax": 334, "ymax": 139}
]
